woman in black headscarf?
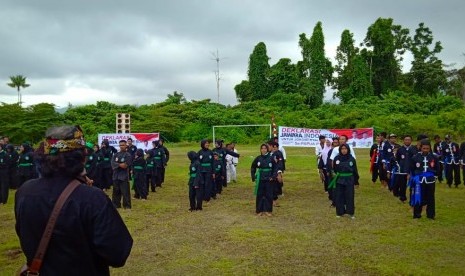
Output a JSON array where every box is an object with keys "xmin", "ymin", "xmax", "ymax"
[
  {"xmin": 17, "ymin": 143, "xmax": 36, "ymax": 187},
  {"xmin": 330, "ymin": 143, "xmax": 359, "ymax": 219},
  {"xmin": 251, "ymin": 144, "xmax": 278, "ymax": 217}
]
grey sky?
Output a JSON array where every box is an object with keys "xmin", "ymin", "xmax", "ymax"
[{"xmin": 1, "ymin": 0, "xmax": 464, "ymax": 107}]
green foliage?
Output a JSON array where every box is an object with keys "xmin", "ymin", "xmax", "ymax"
[
  {"xmin": 299, "ymin": 22, "xmax": 333, "ymax": 107},
  {"xmin": 334, "ymin": 30, "xmax": 374, "ymax": 103},
  {"xmin": 363, "ymin": 18, "xmax": 409, "ymax": 96},
  {"xmin": 247, "ymin": 42, "xmax": 271, "ymax": 100},
  {"xmin": 267, "ymin": 58, "xmax": 299, "ymax": 95},
  {"xmin": 0, "ymin": 103, "xmax": 61, "ymax": 144},
  {"xmin": 407, "ymin": 23, "xmax": 447, "ymax": 96}
]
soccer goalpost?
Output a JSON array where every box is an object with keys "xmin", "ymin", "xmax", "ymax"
[{"xmin": 212, "ymin": 124, "xmax": 272, "ymax": 143}]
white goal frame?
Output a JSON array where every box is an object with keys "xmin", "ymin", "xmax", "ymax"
[{"xmin": 212, "ymin": 124, "xmax": 272, "ymax": 143}]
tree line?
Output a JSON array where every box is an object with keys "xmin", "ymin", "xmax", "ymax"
[{"xmin": 1, "ymin": 90, "xmax": 465, "ymax": 146}]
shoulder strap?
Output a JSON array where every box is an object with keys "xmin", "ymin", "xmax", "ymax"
[{"xmin": 28, "ymin": 179, "xmax": 81, "ymax": 274}]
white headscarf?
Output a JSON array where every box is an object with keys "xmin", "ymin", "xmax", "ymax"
[{"xmin": 321, "ymin": 138, "xmax": 332, "ymax": 165}]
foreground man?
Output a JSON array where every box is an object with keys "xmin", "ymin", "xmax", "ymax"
[{"xmin": 15, "ymin": 125, "xmax": 132, "ymax": 275}]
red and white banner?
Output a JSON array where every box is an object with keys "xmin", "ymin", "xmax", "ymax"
[
  {"xmin": 278, "ymin": 127, "xmax": 374, "ymax": 148},
  {"xmin": 98, "ymin": 133, "xmax": 159, "ymax": 151}
]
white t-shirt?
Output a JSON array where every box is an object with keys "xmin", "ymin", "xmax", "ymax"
[{"xmin": 329, "ymin": 144, "xmax": 357, "ymax": 160}]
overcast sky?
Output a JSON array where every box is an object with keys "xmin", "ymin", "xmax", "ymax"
[{"xmin": 1, "ymin": 0, "xmax": 464, "ymax": 108}]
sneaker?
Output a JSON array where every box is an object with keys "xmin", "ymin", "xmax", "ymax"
[
  {"xmin": 336, "ymin": 215, "xmax": 342, "ymax": 218},
  {"xmin": 265, "ymin": 212, "xmax": 272, "ymax": 217},
  {"xmin": 350, "ymin": 216, "xmax": 355, "ymax": 220}
]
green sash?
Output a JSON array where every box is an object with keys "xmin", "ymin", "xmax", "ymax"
[
  {"xmin": 254, "ymin": 168, "xmax": 271, "ymax": 195},
  {"xmin": 328, "ymin": 172, "xmax": 353, "ymax": 189}
]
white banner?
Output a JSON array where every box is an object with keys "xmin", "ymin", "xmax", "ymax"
[
  {"xmin": 278, "ymin": 127, "xmax": 373, "ymax": 148},
  {"xmin": 97, "ymin": 133, "xmax": 159, "ymax": 151}
]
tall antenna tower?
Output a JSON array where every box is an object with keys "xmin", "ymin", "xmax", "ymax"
[{"xmin": 211, "ymin": 49, "xmax": 227, "ymax": 104}]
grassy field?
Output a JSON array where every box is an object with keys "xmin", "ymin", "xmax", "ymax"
[{"xmin": 1, "ymin": 144, "xmax": 465, "ymax": 275}]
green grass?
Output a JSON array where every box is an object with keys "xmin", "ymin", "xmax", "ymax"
[{"xmin": 1, "ymin": 144, "xmax": 465, "ymax": 275}]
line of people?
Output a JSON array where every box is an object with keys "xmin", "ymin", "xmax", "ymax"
[
  {"xmin": 316, "ymin": 132, "xmax": 447, "ymax": 220},
  {"xmin": 187, "ymin": 139, "xmax": 240, "ymax": 212},
  {"xmin": 370, "ymin": 133, "xmax": 442, "ymax": 219},
  {"xmin": 0, "ymin": 141, "xmax": 38, "ymax": 205}
]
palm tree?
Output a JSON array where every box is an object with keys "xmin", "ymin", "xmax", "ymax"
[{"xmin": 7, "ymin": 75, "xmax": 30, "ymax": 105}]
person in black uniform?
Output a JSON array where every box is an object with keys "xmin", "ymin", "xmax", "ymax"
[
  {"xmin": 442, "ymin": 135, "xmax": 461, "ymax": 188},
  {"xmin": 198, "ymin": 139, "xmax": 215, "ymax": 203},
  {"xmin": 17, "ymin": 143, "xmax": 36, "ymax": 188},
  {"xmin": 111, "ymin": 140, "xmax": 133, "ymax": 209},
  {"xmin": 212, "ymin": 152, "xmax": 223, "ymax": 199},
  {"xmin": 99, "ymin": 140, "xmax": 114, "ymax": 191},
  {"xmin": 433, "ymin": 135, "xmax": 445, "ymax": 183},
  {"xmin": 251, "ymin": 144, "xmax": 279, "ymax": 217},
  {"xmin": 187, "ymin": 151, "xmax": 202, "ymax": 211},
  {"xmin": 393, "ymin": 135, "xmax": 417, "ymax": 203},
  {"xmin": 329, "ymin": 144, "xmax": 359, "ymax": 219},
  {"xmin": 369, "ymin": 135, "xmax": 381, "ymax": 184},
  {"xmin": 132, "ymin": 149, "xmax": 147, "ymax": 200},
  {"xmin": 270, "ymin": 141, "xmax": 285, "ymax": 207},
  {"xmin": 326, "ymin": 137, "xmax": 340, "ymax": 207},
  {"xmin": 126, "ymin": 138, "xmax": 137, "ymax": 181},
  {"xmin": 127, "ymin": 138, "xmax": 137, "ymax": 157},
  {"xmin": 380, "ymin": 133, "xmax": 393, "ymax": 189},
  {"xmin": 84, "ymin": 142, "xmax": 99, "ymax": 186},
  {"xmin": 5, "ymin": 144, "xmax": 19, "ymax": 189},
  {"xmin": 213, "ymin": 139, "xmax": 240, "ymax": 188},
  {"xmin": 0, "ymin": 144, "xmax": 11, "ymax": 204},
  {"xmin": 145, "ymin": 150, "xmax": 156, "ymax": 193},
  {"xmin": 408, "ymin": 139, "xmax": 439, "ymax": 219},
  {"xmin": 150, "ymin": 140, "xmax": 166, "ymax": 188},
  {"xmin": 159, "ymin": 138, "xmax": 169, "ymax": 186},
  {"xmin": 15, "ymin": 125, "xmax": 133, "ymax": 275}
]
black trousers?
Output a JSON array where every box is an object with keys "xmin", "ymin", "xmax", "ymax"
[
  {"xmin": 378, "ymin": 163, "xmax": 388, "ymax": 182},
  {"xmin": 256, "ymin": 179, "xmax": 273, "ymax": 213},
  {"xmin": 413, "ymin": 182, "xmax": 435, "ymax": 219},
  {"xmin": 201, "ymin": 172, "xmax": 213, "ymax": 201},
  {"xmin": 335, "ymin": 183, "xmax": 355, "ymax": 216},
  {"xmin": 155, "ymin": 166, "xmax": 163, "ymax": 187},
  {"xmin": 215, "ymin": 174, "xmax": 222, "ymax": 195},
  {"xmin": 189, "ymin": 185, "xmax": 203, "ymax": 210},
  {"xmin": 438, "ymin": 162, "xmax": 444, "ymax": 182},
  {"xmin": 445, "ymin": 163, "xmax": 460, "ymax": 186},
  {"xmin": 134, "ymin": 172, "xmax": 147, "ymax": 199},
  {"xmin": 371, "ymin": 163, "xmax": 380, "ymax": 183},
  {"xmin": 393, "ymin": 174, "xmax": 408, "ymax": 202},
  {"xmin": 101, "ymin": 167, "xmax": 113, "ymax": 189},
  {"xmin": 8, "ymin": 168, "xmax": 18, "ymax": 189},
  {"xmin": 0, "ymin": 168, "xmax": 10, "ymax": 204},
  {"xmin": 273, "ymin": 180, "xmax": 283, "ymax": 201},
  {"xmin": 112, "ymin": 179, "xmax": 131, "ymax": 209},
  {"xmin": 161, "ymin": 166, "xmax": 166, "ymax": 183}
]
